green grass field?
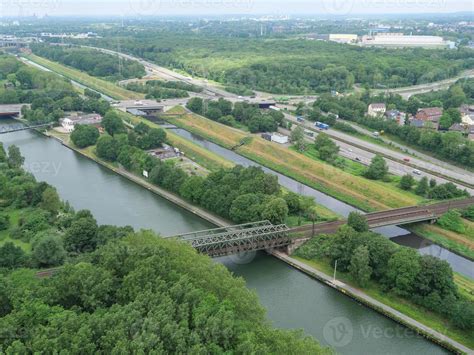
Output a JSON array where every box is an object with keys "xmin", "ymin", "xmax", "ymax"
[{"xmin": 23, "ymin": 54, "xmax": 143, "ymax": 100}]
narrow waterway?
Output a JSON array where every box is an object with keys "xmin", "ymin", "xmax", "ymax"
[
  {"xmin": 0, "ymin": 123, "xmax": 451, "ymax": 354},
  {"xmin": 171, "ymin": 127, "xmax": 473, "ymax": 278}
]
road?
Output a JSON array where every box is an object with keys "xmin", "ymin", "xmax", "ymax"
[
  {"xmin": 281, "ymin": 113, "xmax": 474, "ymax": 194},
  {"xmin": 41, "ymin": 46, "xmax": 474, "ymax": 191},
  {"xmin": 367, "ymin": 69, "xmax": 474, "ymax": 99}
]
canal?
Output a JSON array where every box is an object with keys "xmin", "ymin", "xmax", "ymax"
[
  {"xmin": 171, "ymin": 128, "xmax": 473, "ymax": 278},
  {"xmin": 0, "ymin": 124, "xmax": 449, "ymax": 354}
]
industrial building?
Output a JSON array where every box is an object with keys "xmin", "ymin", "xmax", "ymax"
[
  {"xmin": 329, "ymin": 34, "xmax": 358, "ymax": 44},
  {"xmin": 360, "ymin": 33, "xmax": 453, "ymax": 48}
]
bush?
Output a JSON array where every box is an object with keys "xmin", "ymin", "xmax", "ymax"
[
  {"xmin": 70, "ymin": 125, "xmax": 100, "ymax": 148},
  {"xmin": 0, "ymin": 212, "xmax": 9, "ymax": 231},
  {"xmin": 437, "ymin": 210, "xmax": 465, "ymax": 234}
]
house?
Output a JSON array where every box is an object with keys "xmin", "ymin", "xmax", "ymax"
[
  {"xmin": 409, "ymin": 118, "xmax": 438, "ymax": 130},
  {"xmin": 271, "ymin": 133, "xmax": 289, "ymax": 144},
  {"xmin": 460, "ymin": 105, "xmax": 474, "ymax": 125},
  {"xmin": 385, "ymin": 110, "xmax": 406, "ymax": 126},
  {"xmin": 415, "ymin": 107, "xmax": 443, "ymax": 123},
  {"xmin": 60, "ymin": 113, "xmax": 102, "ymax": 133},
  {"xmin": 368, "ymin": 103, "xmax": 386, "ymax": 117}
]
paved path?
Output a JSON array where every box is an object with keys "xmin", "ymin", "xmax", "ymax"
[{"xmin": 272, "ymin": 251, "xmax": 473, "ymax": 355}]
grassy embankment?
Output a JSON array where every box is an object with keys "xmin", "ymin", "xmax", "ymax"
[
  {"xmin": 164, "ymin": 106, "xmax": 423, "ymax": 211},
  {"xmin": 23, "ymin": 54, "xmax": 143, "ymax": 100},
  {"xmin": 0, "ymin": 209, "xmax": 31, "ymax": 251},
  {"xmin": 410, "ymin": 220, "xmax": 474, "ymax": 261},
  {"xmin": 292, "ymin": 255, "xmax": 474, "ymax": 349}
]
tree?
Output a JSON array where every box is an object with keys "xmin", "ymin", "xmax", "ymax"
[
  {"xmin": 399, "ymin": 174, "xmax": 415, "ymax": 190},
  {"xmin": 437, "ymin": 210, "xmax": 465, "ymax": 234},
  {"xmin": 96, "ymin": 136, "xmax": 119, "ymax": 161},
  {"xmin": 32, "ymin": 234, "xmax": 66, "ymax": 267},
  {"xmin": 186, "ymin": 97, "xmax": 203, "ymax": 114},
  {"xmin": 70, "ymin": 125, "xmax": 100, "ymax": 148},
  {"xmin": 0, "ymin": 142, "xmax": 6, "ymax": 162},
  {"xmin": 102, "ymin": 111, "xmax": 125, "ymax": 136},
  {"xmin": 261, "ymin": 198, "xmax": 289, "ymax": 225},
  {"xmin": 290, "ymin": 126, "xmax": 306, "ymax": 152},
  {"xmin": 349, "ymin": 245, "xmax": 372, "ymax": 287},
  {"xmin": 439, "ymin": 112, "xmax": 453, "ymax": 130},
  {"xmin": 415, "ymin": 177, "xmax": 429, "ymax": 197},
  {"xmin": 64, "ymin": 216, "xmax": 99, "ymax": 253},
  {"xmin": 384, "ymin": 248, "xmax": 421, "ymax": 297},
  {"xmin": 347, "ymin": 212, "xmax": 369, "ymax": 232},
  {"xmin": 229, "ymin": 194, "xmax": 262, "ymax": 223},
  {"xmin": 0, "ymin": 242, "xmax": 27, "ymax": 268},
  {"xmin": 364, "ymin": 155, "xmax": 388, "ymax": 180},
  {"xmin": 314, "ymin": 133, "xmax": 339, "ymax": 162},
  {"xmin": 39, "ymin": 187, "xmax": 61, "ymax": 215},
  {"xmin": 0, "ymin": 213, "xmax": 9, "ymax": 231},
  {"xmin": 7, "ymin": 145, "xmax": 24, "ymax": 169}
]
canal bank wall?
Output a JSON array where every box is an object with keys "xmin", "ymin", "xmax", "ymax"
[{"xmin": 272, "ymin": 252, "xmax": 470, "ymax": 355}]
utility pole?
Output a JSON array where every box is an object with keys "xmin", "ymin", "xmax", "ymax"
[{"xmin": 333, "ymin": 260, "xmax": 338, "ymax": 281}]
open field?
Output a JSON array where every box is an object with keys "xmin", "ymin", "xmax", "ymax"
[
  {"xmin": 292, "ymin": 255, "xmax": 474, "ymax": 350},
  {"xmin": 165, "ymin": 107, "xmax": 422, "ymax": 211},
  {"xmin": 23, "ymin": 54, "xmax": 143, "ymax": 100}
]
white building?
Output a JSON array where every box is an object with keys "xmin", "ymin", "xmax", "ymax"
[
  {"xmin": 360, "ymin": 33, "xmax": 450, "ymax": 48},
  {"xmin": 368, "ymin": 103, "xmax": 386, "ymax": 117},
  {"xmin": 271, "ymin": 133, "xmax": 289, "ymax": 144},
  {"xmin": 329, "ymin": 34, "xmax": 358, "ymax": 44},
  {"xmin": 60, "ymin": 113, "xmax": 102, "ymax": 133}
]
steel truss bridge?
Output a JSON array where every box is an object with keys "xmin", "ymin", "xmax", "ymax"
[
  {"xmin": 166, "ymin": 198, "xmax": 473, "ymax": 257},
  {"xmin": 166, "ymin": 221, "xmax": 290, "ymax": 257}
]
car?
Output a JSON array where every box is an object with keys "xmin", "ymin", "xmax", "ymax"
[
  {"xmin": 355, "ymin": 157, "xmax": 361, "ymax": 162},
  {"xmin": 412, "ymin": 169, "xmax": 421, "ymax": 175},
  {"xmin": 403, "ymin": 157, "xmax": 410, "ymax": 162}
]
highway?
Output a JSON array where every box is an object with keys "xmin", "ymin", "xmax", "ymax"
[
  {"xmin": 281, "ymin": 113, "xmax": 474, "ymax": 194},
  {"xmin": 51, "ymin": 45, "xmax": 474, "ymax": 191}
]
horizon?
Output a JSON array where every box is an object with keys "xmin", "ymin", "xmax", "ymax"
[{"xmin": 0, "ymin": 0, "xmax": 472, "ymax": 18}]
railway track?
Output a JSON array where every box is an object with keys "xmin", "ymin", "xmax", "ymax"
[{"xmin": 291, "ymin": 198, "xmax": 474, "ymax": 236}]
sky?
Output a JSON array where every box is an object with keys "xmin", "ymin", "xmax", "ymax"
[{"xmin": 0, "ymin": 0, "xmax": 472, "ymax": 17}]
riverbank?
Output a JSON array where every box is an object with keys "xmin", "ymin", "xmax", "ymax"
[
  {"xmin": 45, "ymin": 131, "xmax": 231, "ymax": 230},
  {"xmin": 273, "ymin": 251, "xmax": 473, "ymax": 354},
  {"xmin": 163, "ymin": 107, "xmax": 421, "ymax": 212}
]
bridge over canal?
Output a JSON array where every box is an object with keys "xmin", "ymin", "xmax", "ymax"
[
  {"xmin": 0, "ymin": 121, "xmax": 54, "ymax": 135},
  {"xmin": 167, "ymin": 198, "xmax": 474, "ymax": 257}
]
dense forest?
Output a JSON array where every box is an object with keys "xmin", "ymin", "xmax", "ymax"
[
  {"xmin": 86, "ymin": 33, "xmax": 474, "ymax": 94},
  {"xmin": 0, "ymin": 145, "xmax": 329, "ymax": 353},
  {"xmin": 0, "ymin": 55, "xmax": 110, "ymax": 122},
  {"xmin": 295, "ymin": 218, "xmax": 474, "ymax": 332},
  {"xmin": 30, "ymin": 44, "xmax": 146, "ymax": 81}
]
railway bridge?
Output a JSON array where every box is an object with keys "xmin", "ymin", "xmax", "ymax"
[
  {"xmin": 0, "ymin": 121, "xmax": 54, "ymax": 135},
  {"xmin": 167, "ymin": 198, "xmax": 474, "ymax": 257}
]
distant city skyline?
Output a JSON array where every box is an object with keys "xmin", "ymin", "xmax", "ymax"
[{"xmin": 0, "ymin": 0, "xmax": 472, "ymax": 17}]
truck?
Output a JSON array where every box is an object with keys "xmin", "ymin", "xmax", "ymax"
[{"xmin": 315, "ymin": 121, "xmax": 330, "ymax": 130}]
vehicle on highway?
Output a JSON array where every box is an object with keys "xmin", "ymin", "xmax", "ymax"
[
  {"xmin": 403, "ymin": 157, "xmax": 410, "ymax": 162},
  {"xmin": 315, "ymin": 121, "xmax": 329, "ymax": 130},
  {"xmin": 413, "ymin": 169, "xmax": 421, "ymax": 175},
  {"xmin": 372, "ymin": 131, "xmax": 380, "ymax": 137},
  {"xmin": 355, "ymin": 157, "xmax": 361, "ymax": 162},
  {"xmin": 304, "ymin": 129, "xmax": 314, "ymax": 137},
  {"xmin": 296, "ymin": 116, "xmax": 305, "ymax": 122}
]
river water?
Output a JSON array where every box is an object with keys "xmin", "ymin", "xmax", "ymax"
[{"xmin": 0, "ymin": 122, "xmax": 451, "ymax": 354}]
